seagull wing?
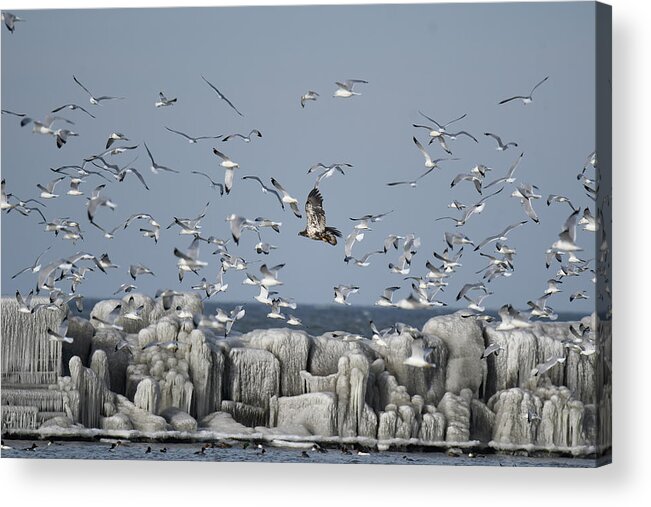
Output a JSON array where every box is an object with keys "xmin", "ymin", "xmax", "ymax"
[
  {"xmin": 413, "ymin": 136, "xmax": 432, "ymax": 165},
  {"xmin": 73, "ymin": 75, "xmax": 93, "ymax": 97},
  {"xmin": 530, "ymin": 76, "xmax": 549, "ymax": 96},
  {"xmin": 165, "ymin": 126, "xmax": 193, "ymax": 140}
]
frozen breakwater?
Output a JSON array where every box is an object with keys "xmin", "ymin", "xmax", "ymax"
[{"xmin": 1, "ymin": 294, "xmax": 611, "ymax": 459}]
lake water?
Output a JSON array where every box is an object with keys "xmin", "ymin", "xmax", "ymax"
[
  {"xmin": 80, "ymin": 298, "xmax": 586, "ymax": 337},
  {"xmin": 0, "ymin": 440, "xmax": 601, "ymax": 467}
]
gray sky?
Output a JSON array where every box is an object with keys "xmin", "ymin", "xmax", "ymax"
[{"xmin": 1, "ymin": 2, "xmax": 597, "ymax": 312}]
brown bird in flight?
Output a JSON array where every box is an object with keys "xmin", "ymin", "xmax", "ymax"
[{"xmin": 298, "ymin": 188, "xmax": 341, "ymax": 246}]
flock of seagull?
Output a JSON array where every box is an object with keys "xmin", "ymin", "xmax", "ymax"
[{"xmin": 1, "ymin": 11, "xmax": 606, "ymax": 378}]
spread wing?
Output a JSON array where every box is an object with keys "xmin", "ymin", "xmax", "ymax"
[{"xmin": 305, "ymin": 187, "xmax": 326, "ymax": 235}]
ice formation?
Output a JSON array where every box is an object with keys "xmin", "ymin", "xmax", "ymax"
[{"xmin": 1, "ymin": 296, "xmax": 611, "ymax": 457}]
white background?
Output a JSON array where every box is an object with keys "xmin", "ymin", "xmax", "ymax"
[{"xmin": 0, "ymin": 0, "xmax": 648, "ymax": 504}]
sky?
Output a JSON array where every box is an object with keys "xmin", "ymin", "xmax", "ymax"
[{"xmin": 1, "ymin": 2, "xmax": 598, "ymax": 312}]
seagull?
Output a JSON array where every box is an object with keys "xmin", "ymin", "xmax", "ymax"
[
  {"xmin": 259, "ymin": 264, "xmax": 285, "ymax": 288},
  {"xmin": 349, "ymin": 210, "xmax": 393, "ymax": 230},
  {"xmin": 15, "ymin": 290, "xmax": 36, "ymax": 314},
  {"xmin": 444, "ymin": 232, "xmax": 474, "ymax": 250},
  {"xmin": 387, "ymin": 168, "xmax": 438, "ymax": 188},
  {"xmin": 47, "ymin": 319, "xmax": 73, "ymax": 343},
  {"xmin": 412, "ymin": 136, "xmax": 457, "ymax": 170},
  {"xmin": 474, "ymin": 221, "xmax": 527, "ymax": 251},
  {"xmin": 105, "ymin": 132, "xmax": 129, "ymax": 149},
  {"xmin": 313, "ymin": 166, "xmax": 348, "ymax": 188},
  {"xmin": 436, "ymin": 188, "xmax": 503, "ymax": 227},
  {"xmin": 73, "ymin": 75, "xmax": 124, "ymax": 105},
  {"xmin": 345, "ymin": 249, "xmax": 383, "ymax": 267},
  {"xmin": 403, "ymin": 339, "xmax": 435, "ymax": 368},
  {"xmin": 484, "ymin": 132, "xmax": 518, "ymax": 151},
  {"xmin": 51, "ymin": 103, "xmax": 96, "ymax": 118},
  {"xmin": 511, "ymin": 184, "xmax": 542, "ymax": 223},
  {"xmin": 496, "ymin": 304, "xmax": 532, "ymax": 331},
  {"xmin": 174, "ymin": 237, "xmax": 208, "ymax": 281},
  {"xmin": 270, "ymin": 178, "xmax": 302, "ymax": 218},
  {"xmin": 544, "ymin": 279, "xmax": 563, "ymax": 295},
  {"xmin": 222, "ymin": 130, "xmax": 262, "ymax": 143},
  {"xmin": 456, "ymin": 282, "xmax": 489, "ymax": 301},
  {"xmin": 570, "ymin": 291, "xmax": 589, "ymax": 302},
  {"xmin": 450, "ymin": 172, "xmax": 484, "ymax": 194},
  {"xmin": 374, "ymin": 286, "xmax": 400, "ymax": 307},
  {"xmin": 191, "ymin": 171, "xmax": 225, "ymax": 195},
  {"xmin": 383, "ymin": 234, "xmax": 404, "ymax": 253},
  {"xmin": 237, "ymin": 177, "xmax": 278, "ymax": 203},
  {"xmin": 334, "ymin": 285, "xmax": 359, "ymax": 305},
  {"xmin": 11, "ymin": 246, "xmax": 52, "ymax": 279},
  {"xmin": 225, "ymin": 215, "xmax": 257, "ymax": 245},
  {"xmin": 267, "ymin": 299, "xmax": 286, "ymax": 320},
  {"xmin": 333, "ymin": 79, "xmax": 368, "ymax": 98},
  {"xmin": 300, "ymin": 90, "xmax": 319, "ymax": 108},
  {"xmin": 481, "ymin": 343, "xmax": 504, "ymax": 359},
  {"xmin": 129, "ymin": 263, "xmax": 155, "ymax": 280},
  {"xmin": 54, "ymin": 129, "xmax": 79, "ymax": 149},
  {"xmin": 412, "ymin": 111, "xmax": 477, "ymax": 150},
  {"xmin": 2, "ymin": 12, "xmax": 25, "ymax": 33},
  {"xmin": 155, "ymin": 92, "xmax": 177, "ymax": 108},
  {"xmin": 552, "ymin": 208, "xmax": 582, "ymax": 252},
  {"xmin": 201, "ymin": 75, "xmax": 243, "ymax": 116},
  {"xmin": 308, "ymin": 162, "xmax": 353, "ymax": 174},
  {"xmin": 87, "ymin": 188, "xmax": 117, "ymax": 222},
  {"xmin": 165, "ymin": 126, "xmax": 222, "ymax": 144},
  {"xmin": 114, "ymin": 283, "xmax": 137, "ymax": 295},
  {"xmin": 483, "ymin": 152, "xmax": 524, "ymax": 189},
  {"xmin": 37, "ymin": 177, "xmax": 65, "ymax": 199},
  {"xmin": 578, "ymin": 208, "xmax": 598, "ymax": 232},
  {"xmin": 499, "ymin": 76, "xmax": 549, "ymax": 105},
  {"xmin": 344, "ymin": 230, "xmax": 364, "ymax": 258},
  {"xmin": 527, "ymin": 296, "xmax": 558, "ymax": 320},
  {"xmin": 144, "ymin": 142, "xmax": 179, "ymax": 174},
  {"xmin": 547, "ymin": 194, "xmax": 577, "ymax": 211},
  {"xmin": 212, "ymin": 148, "xmax": 239, "ymax": 194},
  {"xmin": 532, "ymin": 355, "xmax": 566, "ymax": 377}
]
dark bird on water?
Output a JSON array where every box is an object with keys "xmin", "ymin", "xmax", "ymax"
[{"xmin": 298, "ymin": 188, "xmax": 341, "ymax": 246}]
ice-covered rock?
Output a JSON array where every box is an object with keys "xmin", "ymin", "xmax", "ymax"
[
  {"xmin": 247, "ymin": 328, "xmax": 311, "ymax": 396},
  {"xmin": 375, "ymin": 332, "xmax": 448, "ymax": 405},
  {"xmin": 300, "ymin": 369, "xmax": 338, "ymax": 394},
  {"xmin": 1, "ymin": 296, "xmax": 65, "ymax": 384},
  {"xmin": 62, "ymin": 316, "xmax": 95, "ymax": 374},
  {"xmin": 160, "ymin": 407, "xmax": 197, "ymax": 431},
  {"xmin": 199, "ymin": 411, "xmax": 255, "ymax": 435},
  {"xmin": 437, "ymin": 389, "xmax": 473, "ymax": 443},
  {"xmin": 188, "ymin": 329, "xmax": 224, "ymax": 419},
  {"xmin": 308, "ymin": 333, "xmax": 376, "ymax": 376},
  {"xmin": 422, "ymin": 312, "xmax": 484, "ymax": 396},
  {"xmin": 489, "ymin": 387, "xmax": 542, "ymax": 446},
  {"xmin": 133, "ymin": 377, "xmax": 160, "ymax": 414},
  {"xmin": 40, "ymin": 415, "xmax": 75, "ymax": 429},
  {"xmin": 483, "ymin": 322, "xmax": 594, "ymax": 404},
  {"xmin": 271, "ymin": 392, "xmax": 337, "ymax": 437},
  {"xmin": 91, "ymin": 327, "xmax": 130, "ymax": 395},
  {"xmin": 225, "ymin": 347, "xmax": 279, "ymax": 411},
  {"xmin": 221, "ymin": 400, "xmax": 267, "ymax": 427},
  {"xmin": 114, "ymin": 394, "xmax": 168, "ymax": 432},
  {"xmin": 101, "ymin": 412, "xmax": 133, "ymax": 431},
  {"xmin": 470, "ymin": 398, "xmax": 495, "ymax": 443},
  {"xmin": 418, "ymin": 405, "xmax": 446, "ymax": 442},
  {"xmin": 69, "ymin": 354, "xmax": 113, "ymax": 428}
]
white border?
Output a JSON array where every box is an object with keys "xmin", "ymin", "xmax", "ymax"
[{"xmin": 1, "ymin": 0, "xmax": 649, "ymax": 504}]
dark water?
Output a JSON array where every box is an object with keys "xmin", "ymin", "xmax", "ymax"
[
  {"xmin": 80, "ymin": 298, "xmax": 585, "ymax": 337},
  {"xmin": 0, "ymin": 441, "xmax": 600, "ymax": 467}
]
